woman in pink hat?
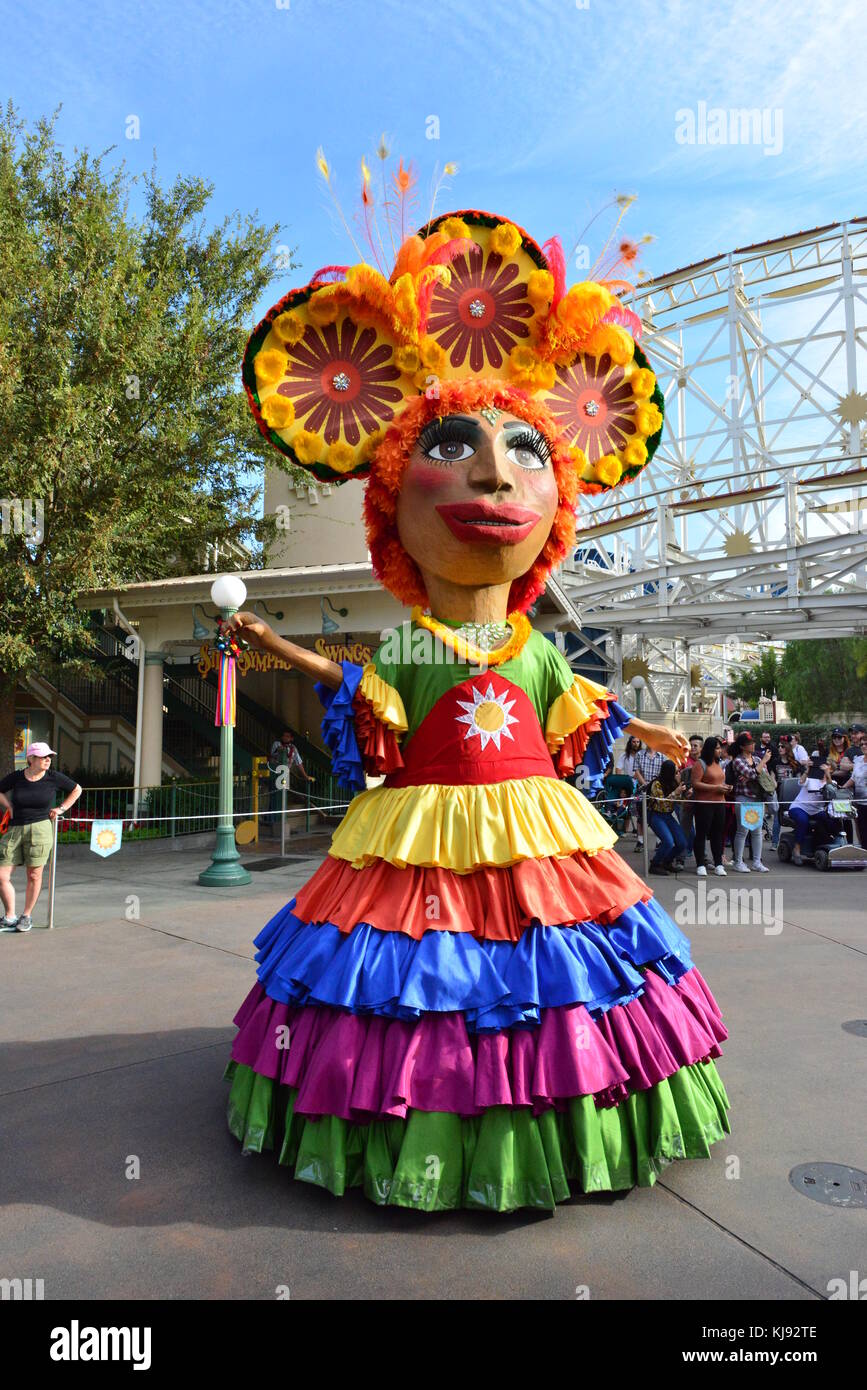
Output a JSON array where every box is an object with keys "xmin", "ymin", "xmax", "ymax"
[{"xmin": 0, "ymin": 744, "xmax": 82, "ymax": 933}]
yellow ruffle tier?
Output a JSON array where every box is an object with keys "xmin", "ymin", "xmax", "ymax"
[
  {"xmin": 545, "ymin": 673, "xmax": 613, "ymax": 753},
  {"xmin": 329, "ymin": 775, "xmax": 618, "ymax": 872},
  {"xmin": 359, "ymin": 664, "xmax": 408, "ymax": 733}
]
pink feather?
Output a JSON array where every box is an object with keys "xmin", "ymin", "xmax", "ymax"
[
  {"xmin": 541, "ymin": 236, "xmax": 567, "ymax": 308},
  {"xmin": 310, "ymin": 264, "xmax": 349, "ymax": 285},
  {"xmin": 422, "ymin": 236, "xmax": 474, "ymax": 268},
  {"xmin": 601, "ymin": 303, "xmax": 643, "ymax": 340}
]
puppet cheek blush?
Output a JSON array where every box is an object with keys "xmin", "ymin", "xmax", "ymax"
[{"xmin": 405, "ymin": 464, "xmax": 454, "ymax": 491}]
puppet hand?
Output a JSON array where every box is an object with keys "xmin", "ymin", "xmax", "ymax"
[
  {"xmin": 644, "ymin": 726, "xmax": 690, "ymax": 766},
  {"xmin": 226, "ymin": 612, "xmax": 271, "ymax": 650}
]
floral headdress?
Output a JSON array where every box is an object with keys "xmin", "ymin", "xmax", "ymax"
[{"xmin": 243, "ymin": 162, "xmax": 664, "ymax": 492}]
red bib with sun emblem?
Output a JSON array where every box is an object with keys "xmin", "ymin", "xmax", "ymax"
[{"xmin": 385, "ymin": 675, "xmax": 557, "ymax": 788}]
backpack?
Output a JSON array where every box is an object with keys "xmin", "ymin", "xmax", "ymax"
[
  {"xmin": 757, "ymin": 766, "xmax": 777, "ymax": 799},
  {"xmin": 724, "ymin": 759, "xmax": 737, "ymax": 787}
]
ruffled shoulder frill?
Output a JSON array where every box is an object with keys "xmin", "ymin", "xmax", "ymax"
[
  {"xmin": 546, "ymin": 673, "xmax": 631, "ymax": 784},
  {"xmin": 316, "ymin": 662, "xmax": 409, "ymax": 790},
  {"xmin": 315, "ymin": 661, "xmax": 366, "ymax": 791}
]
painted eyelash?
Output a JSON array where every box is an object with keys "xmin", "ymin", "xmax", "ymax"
[
  {"xmin": 418, "ymin": 416, "xmax": 474, "ymax": 456},
  {"xmin": 506, "ymin": 428, "xmax": 552, "ymax": 464}
]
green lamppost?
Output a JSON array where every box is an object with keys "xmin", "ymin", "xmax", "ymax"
[{"xmin": 198, "ymin": 574, "xmax": 252, "ymax": 887}]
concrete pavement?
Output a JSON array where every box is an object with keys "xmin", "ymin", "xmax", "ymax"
[{"xmin": 1, "ymin": 834, "xmax": 865, "ymax": 1300}]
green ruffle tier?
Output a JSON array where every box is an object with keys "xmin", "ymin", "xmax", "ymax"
[{"xmin": 224, "ymin": 1059, "xmax": 731, "ymax": 1213}]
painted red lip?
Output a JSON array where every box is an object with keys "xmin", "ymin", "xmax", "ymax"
[{"xmin": 436, "ymin": 501, "xmax": 541, "ymax": 545}]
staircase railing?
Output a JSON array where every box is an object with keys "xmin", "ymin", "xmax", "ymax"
[{"xmin": 63, "ymin": 623, "xmax": 336, "ymax": 786}]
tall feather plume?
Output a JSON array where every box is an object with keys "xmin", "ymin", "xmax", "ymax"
[
  {"xmin": 315, "ymin": 147, "xmax": 365, "ymax": 262},
  {"xmin": 541, "ymin": 236, "xmax": 567, "ymax": 308},
  {"xmin": 392, "ymin": 158, "xmax": 417, "ymax": 246},
  {"xmin": 359, "ymin": 156, "xmax": 387, "ymax": 273}
]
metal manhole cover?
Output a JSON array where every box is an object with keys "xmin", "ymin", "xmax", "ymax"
[
  {"xmin": 789, "ymin": 1163, "xmax": 867, "ymax": 1208},
  {"xmin": 842, "ymin": 1019, "xmax": 867, "ymax": 1037}
]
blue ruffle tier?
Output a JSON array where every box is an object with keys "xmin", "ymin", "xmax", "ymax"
[{"xmin": 252, "ymin": 896, "xmax": 692, "ymax": 1032}]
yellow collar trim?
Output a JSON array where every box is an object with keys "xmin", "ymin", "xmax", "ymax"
[{"xmin": 411, "ymin": 607, "xmax": 532, "ymax": 666}]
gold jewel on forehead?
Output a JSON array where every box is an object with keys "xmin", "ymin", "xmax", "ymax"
[{"xmin": 479, "ymin": 406, "xmax": 503, "ymax": 426}]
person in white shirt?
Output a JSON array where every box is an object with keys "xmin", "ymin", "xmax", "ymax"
[
  {"xmin": 788, "ymin": 760, "xmax": 831, "ymax": 864},
  {"xmin": 844, "ymin": 751, "xmax": 867, "ymax": 849},
  {"xmin": 616, "ymin": 735, "xmax": 641, "ymax": 779}
]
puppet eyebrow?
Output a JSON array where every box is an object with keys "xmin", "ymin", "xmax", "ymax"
[{"xmin": 417, "ymin": 415, "xmax": 486, "ymax": 451}]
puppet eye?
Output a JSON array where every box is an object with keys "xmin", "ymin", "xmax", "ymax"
[
  {"xmin": 504, "ymin": 428, "xmax": 551, "ymax": 470},
  {"xmin": 505, "ymin": 443, "xmax": 546, "ymax": 470},
  {"xmin": 426, "ymin": 440, "xmax": 475, "ymax": 462}
]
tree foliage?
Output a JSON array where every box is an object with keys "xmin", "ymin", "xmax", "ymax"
[
  {"xmin": 731, "ymin": 648, "xmax": 781, "ymax": 707},
  {"xmin": 779, "ymin": 638, "xmax": 867, "ymax": 721},
  {"xmin": 0, "ymin": 106, "xmax": 298, "ymax": 771}
]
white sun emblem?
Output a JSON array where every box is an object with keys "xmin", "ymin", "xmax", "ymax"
[{"xmin": 455, "ymin": 682, "xmax": 519, "ymax": 750}]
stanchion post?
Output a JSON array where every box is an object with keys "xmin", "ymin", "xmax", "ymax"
[
  {"xmin": 47, "ymin": 815, "xmax": 59, "ymax": 930},
  {"xmin": 641, "ymin": 790, "xmax": 650, "ymax": 879},
  {"xmin": 280, "ymin": 781, "xmax": 287, "ymax": 859}
]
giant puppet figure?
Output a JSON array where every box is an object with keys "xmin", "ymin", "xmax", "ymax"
[{"xmin": 224, "ymin": 203, "xmax": 730, "ymax": 1212}]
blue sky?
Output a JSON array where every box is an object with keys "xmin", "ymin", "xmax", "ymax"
[{"xmin": 4, "ymin": 0, "xmax": 865, "ymax": 310}]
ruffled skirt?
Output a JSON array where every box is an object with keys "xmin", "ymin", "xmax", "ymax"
[{"xmin": 225, "ymin": 842, "xmax": 730, "ymax": 1211}]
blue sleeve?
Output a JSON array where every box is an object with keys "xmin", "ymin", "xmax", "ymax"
[
  {"xmin": 314, "ymin": 661, "xmax": 366, "ymax": 792},
  {"xmin": 581, "ymin": 699, "xmax": 632, "ymax": 790}
]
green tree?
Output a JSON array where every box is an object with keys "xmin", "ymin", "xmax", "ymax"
[
  {"xmin": 731, "ymin": 648, "xmax": 781, "ymax": 707},
  {"xmin": 779, "ymin": 638, "xmax": 867, "ymax": 721},
  {"xmin": 0, "ymin": 106, "xmax": 299, "ymax": 773}
]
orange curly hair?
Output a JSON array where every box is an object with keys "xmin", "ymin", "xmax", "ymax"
[{"xmin": 363, "ymin": 379, "xmax": 580, "ymax": 614}]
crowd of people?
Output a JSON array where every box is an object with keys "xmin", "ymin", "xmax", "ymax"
[{"xmin": 596, "ymin": 723, "xmax": 867, "ymax": 876}]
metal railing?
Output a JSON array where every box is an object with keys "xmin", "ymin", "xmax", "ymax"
[
  {"xmin": 56, "ymin": 771, "xmax": 354, "ymax": 845},
  {"xmin": 58, "ymin": 779, "xmax": 243, "ymax": 842}
]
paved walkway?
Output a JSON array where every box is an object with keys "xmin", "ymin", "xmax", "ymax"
[{"xmin": 1, "ymin": 835, "xmax": 865, "ymax": 1300}]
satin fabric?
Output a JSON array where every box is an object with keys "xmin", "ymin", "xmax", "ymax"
[
  {"xmin": 384, "ymin": 675, "xmax": 559, "ymax": 788},
  {"xmin": 359, "ymin": 663, "xmax": 408, "ymax": 732},
  {"xmin": 545, "ymin": 672, "xmax": 614, "ymax": 751},
  {"xmin": 329, "ymin": 773, "xmax": 618, "ymax": 870},
  {"xmin": 294, "ymin": 847, "xmax": 650, "ymax": 941},
  {"xmin": 230, "ymin": 965, "xmax": 726, "ymax": 1120},
  {"xmin": 315, "ymin": 662, "xmax": 366, "ymax": 792},
  {"xmin": 225, "ymin": 1057, "xmax": 731, "ymax": 1209},
  {"xmin": 250, "ymin": 895, "xmax": 693, "ymax": 1029}
]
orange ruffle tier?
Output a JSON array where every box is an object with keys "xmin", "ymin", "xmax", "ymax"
[
  {"xmin": 294, "ymin": 847, "xmax": 651, "ymax": 943},
  {"xmin": 552, "ymin": 710, "xmax": 605, "ymax": 779},
  {"xmin": 352, "ymin": 689, "xmax": 404, "ymax": 776}
]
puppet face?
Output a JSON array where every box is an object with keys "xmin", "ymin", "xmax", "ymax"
[{"xmin": 395, "ymin": 410, "xmax": 560, "ymax": 594}]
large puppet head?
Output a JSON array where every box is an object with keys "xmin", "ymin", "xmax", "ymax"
[{"xmin": 243, "ymin": 209, "xmax": 664, "ymax": 612}]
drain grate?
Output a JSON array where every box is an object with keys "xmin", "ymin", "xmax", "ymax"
[
  {"xmin": 842, "ymin": 1019, "xmax": 867, "ymax": 1038},
  {"xmin": 789, "ymin": 1163, "xmax": 867, "ymax": 1208}
]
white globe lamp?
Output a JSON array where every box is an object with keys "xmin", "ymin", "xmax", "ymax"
[{"xmin": 210, "ymin": 574, "xmax": 247, "ymax": 613}]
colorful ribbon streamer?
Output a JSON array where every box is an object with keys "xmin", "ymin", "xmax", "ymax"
[
  {"xmin": 215, "ymin": 650, "xmax": 236, "ymax": 727},
  {"xmin": 213, "ymin": 617, "xmax": 248, "ymax": 727}
]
